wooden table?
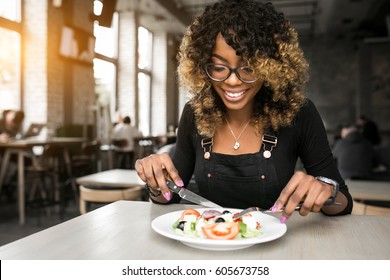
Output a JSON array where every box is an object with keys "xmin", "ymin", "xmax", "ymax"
[
  {"xmin": 0, "ymin": 137, "xmax": 85, "ymax": 224},
  {"xmin": 76, "ymin": 169, "xmax": 144, "ymax": 188},
  {"xmin": 0, "ymin": 200, "xmax": 388, "ymax": 259},
  {"xmin": 76, "ymin": 169, "xmax": 146, "ymax": 214},
  {"xmin": 346, "ymin": 179, "xmax": 390, "ymax": 201}
]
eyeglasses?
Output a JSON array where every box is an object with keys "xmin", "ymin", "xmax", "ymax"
[{"xmin": 204, "ymin": 63, "xmax": 259, "ymax": 84}]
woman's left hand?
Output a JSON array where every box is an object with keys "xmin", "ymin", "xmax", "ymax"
[{"xmin": 272, "ymin": 171, "xmax": 334, "ymax": 223}]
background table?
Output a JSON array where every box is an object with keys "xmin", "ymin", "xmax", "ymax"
[
  {"xmin": 76, "ymin": 169, "xmax": 144, "ymax": 188},
  {"xmin": 346, "ymin": 179, "xmax": 390, "ymax": 201},
  {"xmin": 0, "ymin": 200, "xmax": 388, "ymax": 259},
  {"xmin": 76, "ymin": 169, "xmax": 145, "ymax": 214},
  {"xmin": 346, "ymin": 179, "xmax": 390, "ymax": 216},
  {"xmin": 0, "ymin": 137, "xmax": 85, "ymax": 224}
]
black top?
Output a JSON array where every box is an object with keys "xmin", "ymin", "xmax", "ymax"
[{"xmin": 171, "ymin": 99, "xmax": 353, "ymax": 215}]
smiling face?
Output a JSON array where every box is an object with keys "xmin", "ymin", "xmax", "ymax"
[{"xmin": 209, "ymin": 33, "xmax": 263, "ymax": 113}]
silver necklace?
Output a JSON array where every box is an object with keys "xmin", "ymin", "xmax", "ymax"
[{"xmin": 226, "ymin": 118, "xmax": 251, "ymax": 150}]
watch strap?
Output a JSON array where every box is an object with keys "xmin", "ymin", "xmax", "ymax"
[
  {"xmin": 145, "ymin": 184, "xmax": 162, "ymax": 197},
  {"xmin": 315, "ymin": 176, "xmax": 339, "ymax": 204}
]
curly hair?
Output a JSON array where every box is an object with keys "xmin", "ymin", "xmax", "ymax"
[{"xmin": 177, "ymin": 0, "xmax": 309, "ymax": 137}]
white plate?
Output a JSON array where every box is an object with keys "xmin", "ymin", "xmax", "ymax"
[{"xmin": 151, "ymin": 208, "xmax": 287, "ymax": 251}]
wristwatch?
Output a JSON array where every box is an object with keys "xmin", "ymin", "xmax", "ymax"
[
  {"xmin": 145, "ymin": 184, "xmax": 162, "ymax": 197},
  {"xmin": 316, "ymin": 176, "xmax": 339, "ymax": 204}
]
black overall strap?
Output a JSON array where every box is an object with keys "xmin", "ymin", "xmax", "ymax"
[{"xmin": 262, "ymin": 128, "xmax": 278, "ymax": 159}]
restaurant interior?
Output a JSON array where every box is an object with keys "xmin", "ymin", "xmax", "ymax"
[{"xmin": 0, "ymin": 0, "xmax": 390, "ymax": 249}]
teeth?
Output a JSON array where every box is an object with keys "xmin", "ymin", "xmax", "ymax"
[{"xmin": 225, "ymin": 90, "xmax": 245, "ymax": 98}]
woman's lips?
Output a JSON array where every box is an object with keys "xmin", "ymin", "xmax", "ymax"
[{"xmin": 223, "ymin": 90, "xmax": 246, "ymax": 101}]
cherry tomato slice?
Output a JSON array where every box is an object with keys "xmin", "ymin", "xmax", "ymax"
[
  {"xmin": 202, "ymin": 222, "xmax": 240, "ymax": 240},
  {"xmin": 180, "ymin": 208, "xmax": 201, "ymax": 220}
]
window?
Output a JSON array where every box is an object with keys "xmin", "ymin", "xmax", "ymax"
[
  {"xmin": 0, "ymin": 0, "xmax": 21, "ymax": 22},
  {"xmin": 138, "ymin": 72, "xmax": 151, "ymax": 135},
  {"xmin": 0, "ymin": 28, "xmax": 21, "ymax": 110},
  {"xmin": 137, "ymin": 26, "xmax": 153, "ymax": 135},
  {"xmin": 94, "ymin": 18, "xmax": 117, "ymax": 58},
  {"xmin": 0, "ymin": 0, "xmax": 21, "ymax": 112},
  {"xmin": 138, "ymin": 26, "xmax": 153, "ymax": 71},
  {"xmin": 94, "ymin": 58, "xmax": 116, "ymax": 113}
]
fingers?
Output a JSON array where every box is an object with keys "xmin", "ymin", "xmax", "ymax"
[
  {"xmin": 135, "ymin": 152, "xmax": 183, "ymax": 201},
  {"xmin": 274, "ymin": 171, "xmax": 308, "ymax": 222},
  {"xmin": 273, "ymin": 171, "xmax": 305, "ymax": 213},
  {"xmin": 274, "ymin": 171, "xmax": 334, "ymax": 223}
]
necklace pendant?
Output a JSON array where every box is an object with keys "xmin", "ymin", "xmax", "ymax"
[
  {"xmin": 263, "ymin": 150, "xmax": 271, "ymax": 158},
  {"xmin": 233, "ymin": 142, "xmax": 240, "ymax": 150}
]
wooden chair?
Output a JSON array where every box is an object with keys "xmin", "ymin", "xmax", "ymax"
[
  {"xmin": 134, "ymin": 136, "xmax": 157, "ymax": 161},
  {"xmin": 112, "ymin": 139, "xmax": 134, "ymax": 169},
  {"xmin": 71, "ymin": 140, "xmax": 102, "ymax": 175},
  {"xmin": 79, "ymin": 185, "xmax": 144, "ymax": 214},
  {"xmin": 25, "ymin": 145, "xmax": 65, "ymax": 219}
]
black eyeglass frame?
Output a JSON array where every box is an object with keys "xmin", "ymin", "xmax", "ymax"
[{"xmin": 204, "ymin": 63, "xmax": 259, "ymax": 84}]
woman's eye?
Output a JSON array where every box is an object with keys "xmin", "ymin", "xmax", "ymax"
[
  {"xmin": 241, "ymin": 67, "xmax": 253, "ymax": 74},
  {"xmin": 212, "ymin": 66, "xmax": 226, "ymax": 72}
]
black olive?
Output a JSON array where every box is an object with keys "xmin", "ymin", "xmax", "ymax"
[
  {"xmin": 214, "ymin": 217, "xmax": 225, "ymax": 223},
  {"xmin": 222, "ymin": 210, "xmax": 231, "ymax": 214},
  {"xmin": 176, "ymin": 221, "xmax": 186, "ymax": 230}
]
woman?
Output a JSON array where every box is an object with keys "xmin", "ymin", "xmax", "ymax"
[
  {"xmin": 0, "ymin": 110, "xmax": 25, "ymax": 142},
  {"xmin": 135, "ymin": 0, "xmax": 353, "ymax": 222}
]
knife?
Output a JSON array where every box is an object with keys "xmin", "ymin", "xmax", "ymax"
[{"xmin": 167, "ymin": 181, "xmax": 221, "ymax": 208}]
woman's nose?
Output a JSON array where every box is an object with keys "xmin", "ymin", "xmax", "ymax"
[{"xmin": 224, "ymin": 71, "xmax": 243, "ymax": 85}]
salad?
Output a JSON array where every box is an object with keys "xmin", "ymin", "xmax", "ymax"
[{"xmin": 172, "ymin": 208, "xmax": 262, "ymax": 240}]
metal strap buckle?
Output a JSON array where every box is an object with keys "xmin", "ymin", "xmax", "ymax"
[
  {"xmin": 262, "ymin": 134, "xmax": 277, "ymax": 159},
  {"xmin": 201, "ymin": 138, "xmax": 213, "ymax": 160}
]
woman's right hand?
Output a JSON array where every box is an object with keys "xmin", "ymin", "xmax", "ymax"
[{"xmin": 134, "ymin": 152, "xmax": 184, "ymax": 201}]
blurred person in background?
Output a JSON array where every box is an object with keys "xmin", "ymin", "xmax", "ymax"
[
  {"xmin": 333, "ymin": 123, "xmax": 375, "ymax": 180},
  {"xmin": 0, "ymin": 110, "xmax": 25, "ymax": 142},
  {"xmin": 112, "ymin": 116, "xmax": 142, "ymax": 169},
  {"xmin": 356, "ymin": 115, "xmax": 381, "ymax": 146}
]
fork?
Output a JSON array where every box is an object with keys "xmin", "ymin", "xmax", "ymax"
[{"xmin": 233, "ymin": 202, "xmax": 342, "ymax": 219}]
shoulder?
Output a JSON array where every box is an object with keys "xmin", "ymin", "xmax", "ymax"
[
  {"xmin": 115, "ymin": 123, "xmax": 125, "ymax": 129},
  {"xmin": 297, "ymin": 98, "xmax": 318, "ymax": 115},
  {"xmin": 180, "ymin": 102, "xmax": 196, "ymax": 125},
  {"xmin": 284, "ymin": 98, "xmax": 328, "ymax": 144},
  {"xmin": 182, "ymin": 102, "xmax": 195, "ymax": 116},
  {"xmin": 177, "ymin": 103, "xmax": 198, "ymax": 141},
  {"xmin": 113, "ymin": 124, "xmax": 122, "ymax": 132},
  {"xmin": 293, "ymin": 98, "xmax": 323, "ymax": 125}
]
